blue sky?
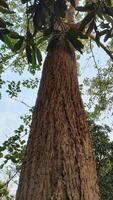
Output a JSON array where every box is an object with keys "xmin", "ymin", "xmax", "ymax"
[{"xmin": 0, "ymin": 68, "xmax": 41, "ymax": 144}]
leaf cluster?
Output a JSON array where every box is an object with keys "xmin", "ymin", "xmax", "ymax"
[{"xmin": 0, "ymin": 181, "xmax": 12, "ymax": 200}]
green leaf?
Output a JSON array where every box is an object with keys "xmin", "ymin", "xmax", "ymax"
[
  {"xmin": 68, "ymin": 37, "xmax": 84, "ymax": 53},
  {"xmin": 36, "ymin": 48, "xmax": 42, "ymax": 65},
  {"xmin": 0, "ymin": 29, "xmax": 10, "ymax": 35},
  {"xmin": 0, "ymin": 17, "xmax": 6, "ymax": 28},
  {"xmin": 0, "ymin": 6, "xmax": 14, "ymax": 14},
  {"xmin": 76, "ymin": 5, "xmax": 94, "ymax": 12},
  {"xmin": 66, "ymin": 28, "xmax": 88, "ymax": 39},
  {"xmin": 86, "ymin": 20, "xmax": 95, "ymax": 35},
  {"xmin": 0, "ymin": 164, "xmax": 4, "ymax": 169},
  {"xmin": 0, "ymin": 152, "xmax": 3, "ymax": 158},
  {"xmin": 104, "ymin": 5, "xmax": 113, "ymax": 17},
  {"xmin": 66, "ymin": 29, "xmax": 84, "ymax": 53},
  {"xmin": 2, "ymin": 35, "xmax": 14, "ymax": 48},
  {"xmin": 0, "ymin": 146, "xmax": 6, "ymax": 151},
  {"xmin": 0, "ymin": 0, "xmax": 9, "ymax": 9},
  {"xmin": 31, "ymin": 47, "xmax": 36, "ymax": 69},
  {"xmin": 79, "ymin": 12, "xmax": 95, "ymax": 32},
  {"xmin": 21, "ymin": 0, "xmax": 30, "ymax": 4},
  {"xmin": 104, "ymin": 31, "xmax": 111, "ymax": 42},
  {"xmin": 6, "ymin": 21, "xmax": 13, "ymax": 26},
  {"xmin": 12, "ymin": 38, "xmax": 24, "ymax": 52},
  {"xmin": 26, "ymin": 44, "xmax": 32, "ymax": 63},
  {"xmin": 9, "ymin": 31, "xmax": 23, "ymax": 39}
]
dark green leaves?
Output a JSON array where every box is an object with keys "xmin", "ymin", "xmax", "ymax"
[
  {"xmin": 104, "ymin": 30, "xmax": 112, "ymax": 42},
  {"xmin": 21, "ymin": 0, "xmax": 30, "ymax": 4},
  {"xmin": 0, "ymin": 132, "xmax": 26, "ymax": 168},
  {"xmin": 17, "ymin": 0, "xmax": 113, "ymax": 56},
  {"xmin": 25, "ymin": 31, "xmax": 42, "ymax": 69},
  {"xmin": 36, "ymin": 47, "xmax": 42, "ymax": 65},
  {"xmin": 66, "ymin": 29, "xmax": 86, "ymax": 53},
  {"xmin": 0, "ymin": 6, "xmax": 14, "ymax": 14},
  {"xmin": 12, "ymin": 37, "xmax": 24, "ymax": 52},
  {"xmin": 0, "ymin": 17, "xmax": 6, "ymax": 28},
  {"xmin": 32, "ymin": 0, "xmax": 68, "ymax": 34},
  {"xmin": 0, "ymin": 152, "xmax": 3, "ymax": 158},
  {"xmin": 79, "ymin": 11, "xmax": 95, "ymax": 33},
  {"xmin": 103, "ymin": 5, "xmax": 113, "ymax": 17},
  {"xmin": 9, "ymin": 31, "xmax": 24, "ymax": 39},
  {"xmin": 0, "ymin": 181, "xmax": 11, "ymax": 199},
  {"xmin": 76, "ymin": 4, "xmax": 95, "ymax": 12},
  {"xmin": 0, "ymin": 0, "xmax": 24, "ymax": 53},
  {"xmin": 68, "ymin": 37, "xmax": 84, "ymax": 53},
  {"xmin": 47, "ymin": 28, "xmax": 86, "ymax": 54},
  {"xmin": 6, "ymin": 81, "xmax": 21, "ymax": 98},
  {"xmin": 26, "ymin": 44, "xmax": 32, "ymax": 64},
  {"xmin": 0, "ymin": 0, "xmax": 9, "ymax": 9}
]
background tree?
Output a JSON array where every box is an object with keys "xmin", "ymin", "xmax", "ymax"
[{"xmin": 90, "ymin": 120, "xmax": 113, "ymax": 200}]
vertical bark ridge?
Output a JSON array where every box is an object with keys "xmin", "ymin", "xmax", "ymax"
[{"xmin": 16, "ymin": 43, "xmax": 100, "ymax": 200}]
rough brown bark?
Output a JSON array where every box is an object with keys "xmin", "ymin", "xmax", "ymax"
[{"xmin": 16, "ymin": 42, "xmax": 100, "ymax": 200}]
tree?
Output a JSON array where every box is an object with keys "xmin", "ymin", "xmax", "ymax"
[
  {"xmin": 1, "ymin": 0, "xmax": 113, "ymax": 199},
  {"xmin": 16, "ymin": 1, "xmax": 101, "ymax": 199},
  {"xmin": 16, "ymin": 42, "xmax": 101, "ymax": 199}
]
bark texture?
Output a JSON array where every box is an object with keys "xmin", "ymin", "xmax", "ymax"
[{"xmin": 16, "ymin": 42, "xmax": 100, "ymax": 200}]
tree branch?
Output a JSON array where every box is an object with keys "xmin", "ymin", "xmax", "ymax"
[
  {"xmin": 90, "ymin": 34, "xmax": 113, "ymax": 61},
  {"xmin": 12, "ymin": 97, "xmax": 31, "ymax": 108}
]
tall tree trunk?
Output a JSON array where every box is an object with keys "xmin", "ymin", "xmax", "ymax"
[{"xmin": 16, "ymin": 42, "xmax": 100, "ymax": 200}]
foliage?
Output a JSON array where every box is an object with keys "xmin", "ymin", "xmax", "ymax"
[
  {"xmin": 90, "ymin": 120, "xmax": 113, "ymax": 200},
  {"xmin": 0, "ymin": 181, "xmax": 12, "ymax": 200},
  {"xmin": 0, "ymin": 111, "xmax": 32, "ymax": 170},
  {"xmin": 83, "ymin": 61, "xmax": 113, "ymax": 118},
  {"xmin": 1, "ymin": 0, "xmax": 113, "ymax": 68}
]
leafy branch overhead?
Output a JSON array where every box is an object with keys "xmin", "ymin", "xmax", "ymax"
[
  {"xmin": 1, "ymin": 0, "xmax": 113, "ymax": 65},
  {"xmin": 22, "ymin": 0, "xmax": 113, "ymax": 51}
]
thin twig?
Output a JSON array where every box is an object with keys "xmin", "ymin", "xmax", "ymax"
[
  {"xmin": 90, "ymin": 34, "xmax": 113, "ymax": 61},
  {"xmin": 12, "ymin": 97, "xmax": 31, "ymax": 108},
  {"xmin": 90, "ymin": 39, "xmax": 102, "ymax": 93},
  {"xmin": 0, "ymin": 170, "xmax": 20, "ymax": 189},
  {"xmin": 90, "ymin": 39, "xmax": 98, "ymax": 69}
]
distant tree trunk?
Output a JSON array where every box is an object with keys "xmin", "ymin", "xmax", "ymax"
[{"xmin": 16, "ymin": 42, "xmax": 100, "ymax": 200}]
